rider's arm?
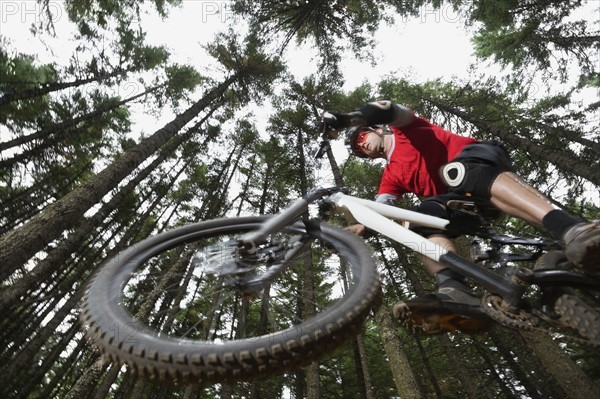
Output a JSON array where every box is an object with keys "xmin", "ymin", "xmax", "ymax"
[
  {"xmin": 359, "ymin": 101, "xmax": 415, "ymax": 128},
  {"xmin": 322, "ymin": 101, "xmax": 415, "ymax": 130}
]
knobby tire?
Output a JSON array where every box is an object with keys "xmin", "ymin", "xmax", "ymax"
[
  {"xmin": 555, "ymin": 294, "xmax": 600, "ymax": 343},
  {"xmin": 535, "ymin": 250, "xmax": 600, "ymax": 344},
  {"xmin": 81, "ymin": 216, "xmax": 380, "ymax": 384}
]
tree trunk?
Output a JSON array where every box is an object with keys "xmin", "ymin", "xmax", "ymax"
[
  {"xmin": 0, "ymin": 86, "xmax": 158, "ymax": 154},
  {"xmin": 36, "ymin": 336, "xmax": 91, "ymax": 399},
  {"xmin": 0, "ymin": 131, "xmax": 174, "ymax": 310},
  {"xmin": 0, "ymin": 69, "xmax": 126, "ymax": 106},
  {"xmin": 489, "ymin": 328, "xmax": 565, "ymax": 398},
  {"xmin": 92, "ymin": 364, "xmax": 122, "ymax": 399},
  {"xmin": 374, "ymin": 303, "xmax": 422, "ymax": 398},
  {"xmin": 0, "ymin": 76, "xmax": 235, "ymax": 278},
  {"xmin": 1, "ymin": 293, "xmax": 83, "ymax": 384},
  {"xmin": 302, "ymin": 246, "xmax": 321, "ymax": 399},
  {"xmin": 353, "ymin": 333, "xmax": 375, "ymax": 399},
  {"xmin": 472, "ymin": 337, "xmax": 519, "ymax": 398},
  {"xmin": 14, "ymin": 322, "xmax": 79, "ymax": 399},
  {"xmin": 431, "ymin": 100, "xmax": 600, "ymax": 185},
  {"xmin": 520, "ymin": 330, "xmax": 600, "ymax": 399},
  {"xmin": 437, "ymin": 335, "xmax": 480, "ymax": 399},
  {"xmin": 1, "ymin": 159, "xmax": 93, "ymax": 234},
  {"xmin": 414, "ymin": 336, "xmax": 442, "ymax": 398},
  {"xmin": 63, "ymin": 357, "xmax": 108, "ymax": 399}
]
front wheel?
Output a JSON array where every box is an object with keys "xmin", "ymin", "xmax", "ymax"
[{"xmin": 81, "ymin": 216, "xmax": 380, "ymax": 384}]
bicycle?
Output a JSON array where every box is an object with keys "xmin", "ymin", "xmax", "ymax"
[{"xmin": 81, "ymin": 185, "xmax": 600, "ymax": 385}]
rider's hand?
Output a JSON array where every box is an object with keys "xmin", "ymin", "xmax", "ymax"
[
  {"xmin": 320, "ymin": 111, "xmax": 365, "ymax": 135},
  {"xmin": 321, "ymin": 111, "xmax": 350, "ymax": 130},
  {"xmin": 345, "ymin": 224, "xmax": 367, "ymax": 236}
]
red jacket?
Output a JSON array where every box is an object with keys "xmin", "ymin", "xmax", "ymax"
[{"xmin": 378, "ymin": 117, "xmax": 477, "ymax": 198}]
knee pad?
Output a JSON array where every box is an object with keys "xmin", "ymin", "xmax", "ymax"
[
  {"xmin": 414, "ymin": 200, "xmax": 447, "ymax": 219},
  {"xmin": 440, "ymin": 142, "xmax": 512, "ymax": 199},
  {"xmin": 409, "ymin": 201, "xmax": 458, "ymax": 238},
  {"xmin": 440, "ymin": 161, "xmax": 503, "ymax": 199}
]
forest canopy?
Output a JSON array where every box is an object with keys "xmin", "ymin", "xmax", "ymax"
[{"xmin": 1, "ymin": 1, "xmax": 599, "ymax": 398}]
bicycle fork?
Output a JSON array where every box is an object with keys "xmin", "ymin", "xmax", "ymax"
[{"xmin": 238, "ymin": 187, "xmax": 338, "ymax": 250}]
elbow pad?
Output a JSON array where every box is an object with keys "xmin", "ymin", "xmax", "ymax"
[{"xmin": 359, "ymin": 101, "xmax": 414, "ymax": 127}]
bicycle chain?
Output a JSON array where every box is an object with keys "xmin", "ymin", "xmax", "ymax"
[{"xmin": 482, "ymin": 294, "xmax": 599, "ymax": 348}]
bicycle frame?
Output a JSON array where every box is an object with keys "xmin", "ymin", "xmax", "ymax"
[
  {"xmin": 240, "ymin": 187, "xmax": 598, "ymax": 308},
  {"xmin": 327, "ymin": 191, "xmax": 529, "ymax": 307}
]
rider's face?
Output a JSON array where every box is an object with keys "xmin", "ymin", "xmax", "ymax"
[{"xmin": 357, "ymin": 129, "xmax": 384, "ymax": 158}]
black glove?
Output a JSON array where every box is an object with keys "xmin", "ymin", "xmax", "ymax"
[
  {"xmin": 320, "ymin": 111, "xmax": 353, "ymax": 130},
  {"xmin": 320, "ymin": 111, "xmax": 364, "ymax": 130},
  {"xmin": 359, "ymin": 101, "xmax": 395, "ymax": 125}
]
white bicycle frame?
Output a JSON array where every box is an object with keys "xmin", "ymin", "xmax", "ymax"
[
  {"xmin": 325, "ymin": 191, "xmax": 528, "ymax": 304},
  {"xmin": 241, "ymin": 187, "xmax": 528, "ymax": 304},
  {"xmin": 328, "ymin": 192, "xmax": 451, "ymax": 263},
  {"xmin": 244, "ymin": 190, "xmax": 451, "ymax": 263}
]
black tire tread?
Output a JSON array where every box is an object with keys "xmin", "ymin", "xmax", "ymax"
[
  {"xmin": 81, "ymin": 216, "xmax": 379, "ymax": 384},
  {"xmin": 555, "ymin": 293, "xmax": 600, "ymax": 343}
]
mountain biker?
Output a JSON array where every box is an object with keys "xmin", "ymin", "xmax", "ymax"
[{"xmin": 322, "ymin": 100, "xmax": 600, "ymax": 333}]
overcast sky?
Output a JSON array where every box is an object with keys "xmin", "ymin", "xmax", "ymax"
[
  {"xmin": 1, "ymin": 1, "xmax": 597, "ymax": 200},
  {"xmin": 2, "ymin": 1, "xmax": 596, "ymax": 136},
  {"xmin": 1, "ymin": 1, "xmax": 482, "ymax": 84}
]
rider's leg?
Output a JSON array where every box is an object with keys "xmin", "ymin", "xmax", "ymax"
[
  {"xmin": 393, "ymin": 198, "xmax": 492, "ymax": 332},
  {"xmin": 490, "ymin": 171, "xmax": 600, "ymax": 270},
  {"xmin": 421, "ymin": 235, "xmax": 479, "ymax": 303},
  {"xmin": 422, "ymin": 236, "xmax": 468, "ymax": 288},
  {"xmin": 421, "ymin": 234, "xmax": 452, "ymax": 275},
  {"xmin": 408, "ymin": 198, "xmax": 481, "ymax": 305},
  {"xmin": 444, "ymin": 140, "xmax": 598, "ymax": 270},
  {"xmin": 394, "ymin": 232, "xmax": 488, "ymax": 333},
  {"xmin": 489, "ymin": 171, "xmax": 555, "ymax": 226}
]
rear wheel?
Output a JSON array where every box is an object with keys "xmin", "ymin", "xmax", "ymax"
[
  {"xmin": 81, "ymin": 216, "xmax": 380, "ymax": 384},
  {"xmin": 535, "ymin": 250, "xmax": 600, "ymax": 345},
  {"xmin": 555, "ymin": 294, "xmax": 600, "ymax": 344}
]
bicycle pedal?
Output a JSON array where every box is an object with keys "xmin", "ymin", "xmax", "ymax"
[{"xmin": 393, "ymin": 299, "xmax": 494, "ymax": 335}]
